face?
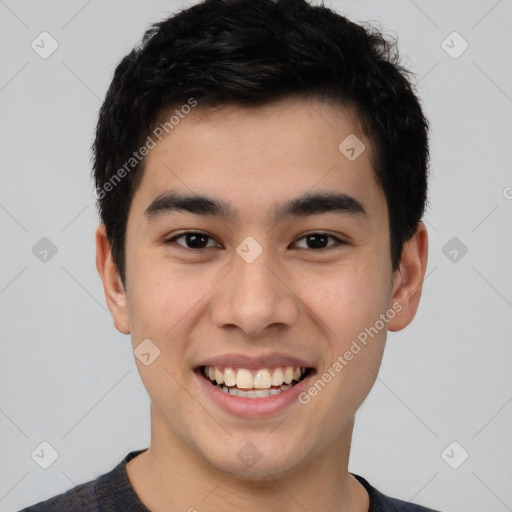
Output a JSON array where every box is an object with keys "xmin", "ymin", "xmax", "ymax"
[{"xmin": 99, "ymin": 97, "xmax": 426, "ymax": 480}]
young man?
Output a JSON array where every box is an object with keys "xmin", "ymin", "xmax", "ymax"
[{"xmin": 22, "ymin": 0, "xmax": 437, "ymax": 510}]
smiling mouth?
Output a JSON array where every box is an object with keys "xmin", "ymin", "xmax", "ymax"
[{"xmin": 200, "ymin": 365, "xmax": 313, "ymax": 398}]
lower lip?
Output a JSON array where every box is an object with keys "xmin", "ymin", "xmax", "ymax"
[{"xmin": 195, "ymin": 370, "xmax": 314, "ymax": 419}]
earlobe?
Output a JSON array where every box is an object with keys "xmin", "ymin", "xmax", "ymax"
[
  {"xmin": 387, "ymin": 222, "xmax": 428, "ymax": 332},
  {"xmin": 95, "ymin": 224, "xmax": 131, "ymax": 334}
]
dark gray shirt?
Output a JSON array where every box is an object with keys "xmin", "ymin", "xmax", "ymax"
[{"xmin": 20, "ymin": 450, "xmax": 441, "ymax": 511}]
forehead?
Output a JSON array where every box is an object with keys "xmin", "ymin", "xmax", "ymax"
[{"xmin": 130, "ymin": 97, "xmax": 386, "ymax": 226}]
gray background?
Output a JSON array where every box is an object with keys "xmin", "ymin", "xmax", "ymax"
[{"xmin": 1, "ymin": 1, "xmax": 511, "ymax": 511}]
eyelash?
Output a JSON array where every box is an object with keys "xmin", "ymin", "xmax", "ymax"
[{"xmin": 165, "ymin": 231, "xmax": 346, "ymax": 251}]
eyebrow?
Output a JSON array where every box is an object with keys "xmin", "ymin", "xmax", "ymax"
[{"xmin": 144, "ymin": 190, "xmax": 368, "ymax": 223}]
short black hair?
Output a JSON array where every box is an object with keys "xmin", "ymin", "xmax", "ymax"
[{"xmin": 93, "ymin": 0, "xmax": 429, "ymax": 286}]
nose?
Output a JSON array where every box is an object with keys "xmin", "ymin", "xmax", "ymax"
[{"xmin": 210, "ymin": 246, "xmax": 300, "ymax": 338}]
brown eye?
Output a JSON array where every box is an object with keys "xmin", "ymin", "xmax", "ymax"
[
  {"xmin": 293, "ymin": 233, "xmax": 344, "ymax": 250},
  {"xmin": 166, "ymin": 232, "xmax": 221, "ymax": 249}
]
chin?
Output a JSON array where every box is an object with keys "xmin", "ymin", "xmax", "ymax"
[
  {"xmin": 199, "ymin": 436, "xmax": 307, "ymax": 481},
  {"xmin": 210, "ymin": 457, "xmax": 297, "ymax": 481}
]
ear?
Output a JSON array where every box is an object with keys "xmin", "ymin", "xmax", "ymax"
[
  {"xmin": 95, "ymin": 224, "xmax": 130, "ymax": 334},
  {"xmin": 387, "ymin": 222, "xmax": 428, "ymax": 332}
]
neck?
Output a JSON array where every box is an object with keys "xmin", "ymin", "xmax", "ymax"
[{"xmin": 126, "ymin": 406, "xmax": 369, "ymax": 512}]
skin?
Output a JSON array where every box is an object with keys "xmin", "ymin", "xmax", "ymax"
[{"xmin": 96, "ymin": 97, "xmax": 428, "ymax": 511}]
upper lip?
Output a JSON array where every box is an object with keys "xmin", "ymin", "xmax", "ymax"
[{"xmin": 196, "ymin": 352, "xmax": 315, "ymax": 370}]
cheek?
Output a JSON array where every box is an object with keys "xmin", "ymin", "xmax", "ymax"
[
  {"xmin": 298, "ymin": 271, "xmax": 389, "ymax": 435},
  {"xmin": 126, "ymin": 268, "xmax": 208, "ymax": 418},
  {"xmin": 302, "ymin": 259, "xmax": 391, "ymax": 343},
  {"xmin": 128, "ymin": 259, "xmax": 210, "ymax": 337},
  {"xmin": 127, "ymin": 263, "xmax": 224, "ymax": 392}
]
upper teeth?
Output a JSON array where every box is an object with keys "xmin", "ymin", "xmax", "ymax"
[{"xmin": 204, "ymin": 366, "xmax": 305, "ymax": 389}]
